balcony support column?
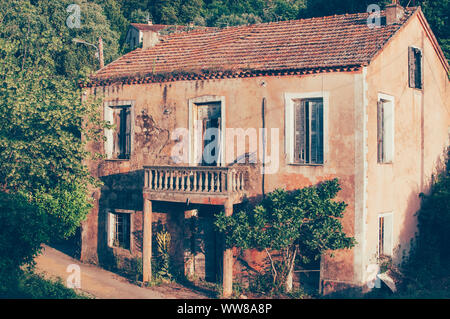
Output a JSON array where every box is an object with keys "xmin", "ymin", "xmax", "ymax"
[
  {"xmin": 143, "ymin": 197, "xmax": 152, "ymax": 283},
  {"xmin": 222, "ymin": 199, "xmax": 233, "ymax": 298}
]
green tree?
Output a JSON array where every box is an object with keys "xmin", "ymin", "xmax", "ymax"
[
  {"xmin": 0, "ymin": 0, "xmax": 105, "ymax": 241},
  {"xmin": 419, "ymin": 0, "xmax": 450, "ymax": 60},
  {"xmin": 215, "ymin": 178, "xmax": 355, "ymax": 293},
  {"xmin": 35, "ymin": 0, "xmax": 120, "ymax": 80},
  {"xmin": 214, "ymin": 13, "xmax": 261, "ymax": 27},
  {"xmin": 0, "ymin": 192, "xmax": 48, "ymax": 294},
  {"xmin": 129, "ymin": 9, "xmax": 153, "ymax": 24}
]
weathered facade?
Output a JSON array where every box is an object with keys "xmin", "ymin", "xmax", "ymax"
[{"xmin": 81, "ymin": 4, "xmax": 449, "ymax": 296}]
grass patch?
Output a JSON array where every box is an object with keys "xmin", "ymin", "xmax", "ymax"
[{"xmin": 1, "ymin": 270, "xmax": 90, "ymax": 299}]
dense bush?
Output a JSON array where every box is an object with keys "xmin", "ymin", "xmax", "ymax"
[
  {"xmin": 0, "ymin": 192, "xmax": 49, "ymax": 294},
  {"xmin": 215, "ymin": 178, "xmax": 355, "ymax": 294},
  {"xmin": 2, "ymin": 270, "xmax": 89, "ymax": 299}
]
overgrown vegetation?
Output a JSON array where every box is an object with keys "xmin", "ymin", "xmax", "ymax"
[
  {"xmin": 399, "ymin": 147, "xmax": 450, "ymax": 297},
  {"xmin": 1, "ymin": 270, "xmax": 89, "ymax": 299},
  {"xmin": 155, "ymin": 227, "xmax": 173, "ymax": 282},
  {"xmin": 215, "ymin": 179, "xmax": 355, "ymax": 296},
  {"xmin": 0, "ymin": 0, "xmax": 108, "ymax": 296}
]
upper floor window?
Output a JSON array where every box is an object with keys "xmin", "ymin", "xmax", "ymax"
[
  {"xmin": 105, "ymin": 103, "xmax": 132, "ymax": 160},
  {"xmin": 377, "ymin": 94, "xmax": 395, "ymax": 164},
  {"xmin": 408, "ymin": 46, "xmax": 422, "ymax": 89},
  {"xmin": 294, "ymin": 98, "xmax": 324, "ymax": 164},
  {"xmin": 285, "ymin": 93, "xmax": 327, "ymax": 165}
]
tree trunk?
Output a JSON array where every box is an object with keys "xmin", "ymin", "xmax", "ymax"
[
  {"xmin": 285, "ymin": 269, "xmax": 293, "ymax": 292},
  {"xmin": 284, "ymin": 246, "xmax": 297, "ymax": 292}
]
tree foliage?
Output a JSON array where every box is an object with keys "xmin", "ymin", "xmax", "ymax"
[
  {"xmin": 0, "ymin": 0, "xmax": 106, "ymax": 258},
  {"xmin": 215, "ymin": 178, "xmax": 355, "ymax": 293},
  {"xmin": 0, "ymin": 192, "xmax": 48, "ymax": 294}
]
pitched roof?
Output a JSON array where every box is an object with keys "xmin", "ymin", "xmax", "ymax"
[{"xmin": 90, "ymin": 7, "xmax": 418, "ymax": 85}]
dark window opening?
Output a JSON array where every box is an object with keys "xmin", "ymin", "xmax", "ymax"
[
  {"xmin": 112, "ymin": 106, "xmax": 131, "ymax": 159},
  {"xmin": 408, "ymin": 46, "xmax": 422, "ymax": 89}
]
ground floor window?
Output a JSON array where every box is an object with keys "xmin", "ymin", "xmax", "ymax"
[
  {"xmin": 378, "ymin": 213, "xmax": 393, "ymax": 257},
  {"xmin": 108, "ymin": 211, "xmax": 131, "ymax": 250}
]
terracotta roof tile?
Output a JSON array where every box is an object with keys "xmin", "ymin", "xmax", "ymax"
[{"xmin": 91, "ymin": 8, "xmax": 417, "ymax": 85}]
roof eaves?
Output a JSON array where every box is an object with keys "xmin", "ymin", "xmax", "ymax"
[{"xmin": 83, "ymin": 65, "xmax": 363, "ymax": 88}]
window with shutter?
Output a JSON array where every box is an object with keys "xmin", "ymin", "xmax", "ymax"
[
  {"xmin": 293, "ymin": 98, "xmax": 323, "ymax": 165},
  {"xmin": 106, "ymin": 105, "xmax": 132, "ymax": 160},
  {"xmin": 377, "ymin": 95, "xmax": 394, "ymax": 164},
  {"xmin": 377, "ymin": 101, "xmax": 384, "ymax": 163}
]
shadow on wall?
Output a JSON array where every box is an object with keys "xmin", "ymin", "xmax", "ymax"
[
  {"xmin": 395, "ymin": 149, "xmax": 449, "ymax": 266},
  {"xmin": 96, "ymin": 169, "xmax": 144, "ymax": 274}
]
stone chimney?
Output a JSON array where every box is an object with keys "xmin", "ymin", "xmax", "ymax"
[
  {"xmin": 385, "ymin": 0, "xmax": 404, "ymax": 25},
  {"xmin": 142, "ymin": 31, "xmax": 159, "ymax": 49}
]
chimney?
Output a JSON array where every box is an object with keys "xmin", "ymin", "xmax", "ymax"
[
  {"xmin": 385, "ymin": 0, "xmax": 404, "ymax": 25},
  {"xmin": 147, "ymin": 19, "xmax": 153, "ymax": 25},
  {"xmin": 142, "ymin": 31, "xmax": 159, "ymax": 49}
]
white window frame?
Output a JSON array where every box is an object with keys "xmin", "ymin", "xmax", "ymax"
[
  {"xmin": 284, "ymin": 92, "xmax": 329, "ymax": 165},
  {"xmin": 188, "ymin": 96, "xmax": 226, "ymax": 166},
  {"xmin": 377, "ymin": 93, "xmax": 395, "ymax": 164},
  {"xmin": 104, "ymin": 100, "xmax": 135, "ymax": 160},
  {"xmin": 106, "ymin": 209, "xmax": 134, "ymax": 252},
  {"xmin": 377, "ymin": 212, "xmax": 394, "ymax": 258}
]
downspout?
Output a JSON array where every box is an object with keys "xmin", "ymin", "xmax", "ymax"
[{"xmin": 261, "ymin": 97, "xmax": 266, "ymax": 198}]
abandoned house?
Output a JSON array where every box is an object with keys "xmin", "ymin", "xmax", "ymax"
[{"xmin": 81, "ymin": 3, "xmax": 450, "ymax": 296}]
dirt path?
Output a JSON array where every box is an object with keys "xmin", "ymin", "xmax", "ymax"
[{"xmin": 34, "ymin": 245, "xmax": 210, "ymax": 299}]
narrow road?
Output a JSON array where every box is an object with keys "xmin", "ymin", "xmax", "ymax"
[{"xmin": 34, "ymin": 245, "xmax": 210, "ymax": 299}]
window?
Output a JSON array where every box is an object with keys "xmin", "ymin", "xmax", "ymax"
[
  {"xmin": 377, "ymin": 95, "xmax": 394, "ymax": 164},
  {"xmin": 108, "ymin": 211, "xmax": 131, "ymax": 250},
  {"xmin": 408, "ymin": 46, "xmax": 422, "ymax": 89},
  {"xmin": 378, "ymin": 213, "xmax": 393, "ymax": 257},
  {"xmin": 285, "ymin": 93, "xmax": 327, "ymax": 165},
  {"xmin": 105, "ymin": 104, "xmax": 132, "ymax": 159},
  {"xmin": 293, "ymin": 98, "xmax": 324, "ymax": 164},
  {"xmin": 188, "ymin": 96, "xmax": 225, "ymax": 166}
]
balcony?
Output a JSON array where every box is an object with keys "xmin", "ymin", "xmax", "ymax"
[{"xmin": 143, "ymin": 165, "xmax": 248, "ymax": 205}]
